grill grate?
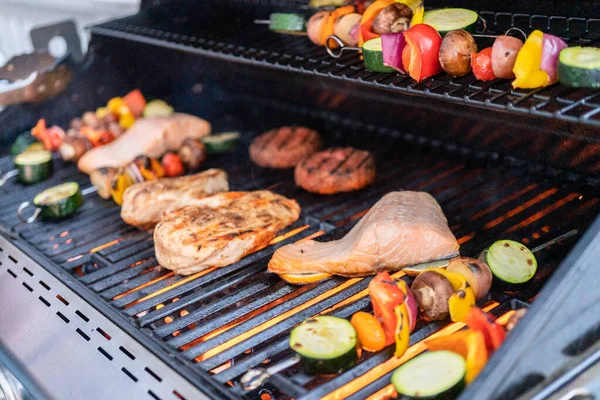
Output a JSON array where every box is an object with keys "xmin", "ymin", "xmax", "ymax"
[
  {"xmin": 90, "ymin": 0, "xmax": 600, "ymax": 130},
  {"xmin": 0, "ymin": 119, "xmax": 598, "ymax": 399}
]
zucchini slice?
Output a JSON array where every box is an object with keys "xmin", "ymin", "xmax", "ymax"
[
  {"xmin": 14, "ymin": 150, "xmax": 53, "ymax": 184},
  {"xmin": 269, "ymin": 13, "xmax": 306, "ymax": 34},
  {"xmin": 33, "ymin": 182, "xmax": 84, "ymax": 219},
  {"xmin": 290, "ymin": 316, "xmax": 357, "ymax": 375},
  {"xmin": 423, "ymin": 8, "xmax": 479, "ymax": 36},
  {"xmin": 202, "ymin": 132, "xmax": 240, "ymax": 153},
  {"xmin": 363, "ymin": 37, "xmax": 395, "ymax": 73},
  {"xmin": 483, "ymin": 240, "xmax": 537, "ymax": 284},
  {"xmin": 559, "ymin": 47, "xmax": 600, "ymax": 88},
  {"xmin": 391, "ymin": 350, "xmax": 466, "ymax": 399},
  {"xmin": 11, "ymin": 131, "xmax": 38, "ymax": 156}
]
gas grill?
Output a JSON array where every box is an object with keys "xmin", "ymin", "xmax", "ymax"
[{"xmin": 1, "ymin": 0, "xmax": 600, "ymax": 399}]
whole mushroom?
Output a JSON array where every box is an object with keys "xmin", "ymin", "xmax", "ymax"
[
  {"xmin": 411, "ymin": 271, "xmax": 455, "ymax": 321},
  {"xmin": 371, "ymin": 3, "xmax": 413, "ymax": 35}
]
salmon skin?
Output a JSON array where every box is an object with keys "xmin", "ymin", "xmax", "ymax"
[{"xmin": 268, "ymin": 191, "xmax": 459, "ymax": 277}]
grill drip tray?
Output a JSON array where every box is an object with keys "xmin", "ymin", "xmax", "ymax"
[{"xmin": 0, "ymin": 235, "xmax": 211, "ymax": 400}]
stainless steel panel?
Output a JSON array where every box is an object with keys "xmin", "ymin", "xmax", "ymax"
[{"xmin": 0, "ymin": 236, "xmax": 210, "ymax": 400}]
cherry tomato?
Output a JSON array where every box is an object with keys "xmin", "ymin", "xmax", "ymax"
[
  {"xmin": 471, "ymin": 47, "xmax": 496, "ymax": 81},
  {"xmin": 162, "ymin": 153, "xmax": 185, "ymax": 177}
]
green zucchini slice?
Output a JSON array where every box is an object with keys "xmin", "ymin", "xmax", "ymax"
[
  {"xmin": 11, "ymin": 131, "xmax": 38, "ymax": 156},
  {"xmin": 270, "ymin": 13, "xmax": 306, "ymax": 34},
  {"xmin": 391, "ymin": 350, "xmax": 466, "ymax": 399},
  {"xmin": 33, "ymin": 182, "xmax": 84, "ymax": 219},
  {"xmin": 202, "ymin": 132, "xmax": 240, "ymax": 153},
  {"xmin": 363, "ymin": 37, "xmax": 395, "ymax": 73},
  {"xmin": 483, "ymin": 240, "xmax": 537, "ymax": 284},
  {"xmin": 290, "ymin": 316, "xmax": 357, "ymax": 375},
  {"xmin": 423, "ymin": 8, "xmax": 479, "ymax": 36},
  {"xmin": 559, "ymin": 47, "xmax": 600, "ymax": 89},
  {"xmin": 14, "ymin": 150, "xmax": 53, "ymax": 184}
]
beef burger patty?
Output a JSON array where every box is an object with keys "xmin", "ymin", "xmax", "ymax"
[{"xmin": 249, "ymin": 126, "xmax": 322, "ymax": 169}]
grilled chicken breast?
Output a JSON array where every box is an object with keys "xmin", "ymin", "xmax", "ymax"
[
  {"xmin": 121, "ymin": 169, "xmax": 229, "ymax": 230},
  {"xmin": 154, "ymin": 191, "xmax": 301, "ymax": 275},
  {"xmin": 269, "ymin": 191, "xmax": 459, "ymax": 278},
  {"xmin": 294, "ymin": 147, "xmax": 376, "ymax": 194},
  {"xmin": 78, "ymin": 113, "xmax": 211, "ymax": 174},
  {"xmin": 249, "ymin": 126, "xmax": 322, "ymax": 169}
]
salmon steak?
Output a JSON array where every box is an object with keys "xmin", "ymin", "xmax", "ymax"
[
  {"xmin": 121, "ymin": 169, "xmax": 229, "ymax": 230},
  {"xmin": 294, "ymin": 147, "xmax": 376, "ymax": 194},
  {"xmin": 154, "ymin": 191, "xmax": 301, "ymax": 275},
  {"xmin": 268, "ymin": 191, "xmax": 459, "ymax": 278},
  {"xmin": 249, "ymin": 126, "xmax": 322, "ymax": 169}
]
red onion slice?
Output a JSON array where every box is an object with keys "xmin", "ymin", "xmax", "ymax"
[
  {"xmin": 541, "ymin": 33, "xmax": 568, "ymax": 83},
  {"xmin": 381, "ymin": 32, "xmax": 407, "ymax": 74}
]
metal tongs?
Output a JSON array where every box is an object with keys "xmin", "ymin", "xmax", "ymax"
[{"xmin": 239, "ymin": 229, "xmax": 579, "ymax": 391}]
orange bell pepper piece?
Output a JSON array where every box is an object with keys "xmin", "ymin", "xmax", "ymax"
[
  {"xmin": 426, "ymin": 329, "xmax": 488, "ymax": 384},
  {"xmin": 320, "ymin": 5, "xmax": 355, "ymax": 46},
  {"xmin": 465, "ymin": 307, "xmax": 506, "ymax": 353}
]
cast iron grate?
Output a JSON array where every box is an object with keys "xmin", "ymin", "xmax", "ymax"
[
  {"xmin": 90, "ymin": 0, "xmax": 600, "ymax": 130},
  {"xmin": 0, "ymin": 116, "xmax": 598, "ymax": 399}
]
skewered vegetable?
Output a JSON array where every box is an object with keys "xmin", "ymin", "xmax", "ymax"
[
  {"xmin": 426, "ymin": 329, "xmax": 488, "ymax": 384},
  {"xmin": 179, "ymin": 138, "xmax": 207, "ymax": 170},
  {"xmin": 269, "ymin": 13, "xmax": 306, "ymax": 34},
  {"xmin": 132, "ymin": 155, "xmax": 165, "ymax": 181},
  {"xmin": 10, "ymin": 131, "xmax": 38, "ymax": 156},
  {"xmin": 422, "ymin": 8, "xmax": 479, "ymax": 36},
  {"xmin": 32, "ymin": 119, "xmax": 64, "ymax": 151},
  {"xmin": 162, "ymin": 153, "xmax": 185, "ymax": 177},
  {"xmin": 363, "ymin": 37, "xmax": 395, "ymax": 72},
  {"xmin": 290, "ymin": 316, "xmax": 358, "ymax": 375},
  {"xmin": 397, "ymin": 280, "xmax": 418, "ymax": 332},
  {"xmin": 369, "ymin": 271, "xmax": 405, "ymax": 345},
  {"xmin": 202, "ymin": 132, "xmax": 240, "ymax": 153},
  {"xmin": 429, "ymin": 268, "xmax": 476, "ymax": 322},
  {"xmin": 439, "ymin": 29, "xmax": 477, "ymax": 77},
  {"xmin": 512, "ymin": 30, "xmax": 567, "ymax": 89},
  {"xmin": 33, "ymin": 182, "xmax": 84, "ymax": 219},
  {"xmin": 350, "ymin": 311, "xmax": 386, "ymax": 352},
  {"xmin": 465, "ymin": 307, "xmax": 506, "ymax": 353},
  {"xmin": 123, "ymin": 89, "xmax": 147, "ymax": 118},
  {"xmin": 59, "ymin": 136, "xmax": 92, "ymax": 162},
  {"xmin": 143, "ymin": 99, "xmax": 174, "ymax": 117},
  {"xmin": 481, "ymin": 240, "xmax": 537, "ymax": 285},
  {"xmin": 382, "ymin": 31, "xmax": 407, "ymax": 73},
  {"xmin": 14, "ymin": 150, "xmax": 53, "ymax": 184},
  {"xmin": 90, "ymin": 167, "xmax": 118, "ymax": 199},
  {"xmin": 559, "ymin": 47, "xmax": 600, "ymax": 88},
  {"xmin": 391, "ymin": 351, "xmax": 466, "ymax": 399},
  {"xmin": 446, "ymin": 257, "xmax": 492, "ymax": 301},
  {"xmin": 471, "ymin": 47, "xmax": 496, "ymax": 81},
  {"xmin": 371, "ymin": 3, "xmax": 412, "ymax": 34},
  {"xmin": 491, "ymin": 35, "xmax": 523, "ymax": 79},
  {"xmin": 110, "ymin": 170, "xmax": 135, "ymax": 205},
  {"xmin": 359, "ymin": 0, "xmax": 396, "ymax": 45},
  {"xmin": 393, "ymin": 304, "xmax": 410, "ymax": 357},
  {"xmin": 333, "ymin": 13, "xmax": 362, "ymax": 46},
  {"xmin": 307, "ymin": 11, "xmax": 330, "ymax": 45},
  {"xmin": 402, "ymin": 24, "xmax": 442, "ymax": 82},
  {"xmin": 411, "ymin": 270, "xmax": 454, "ymax": 321}
]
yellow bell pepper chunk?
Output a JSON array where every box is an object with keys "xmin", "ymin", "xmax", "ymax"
[
  {"xmin": 512, "ymin": 30, "xmax": 550, "ymax": 89},
  {"xmin": 107, "ymin": 97, "xmax": 126, "ymax": 114},
  {"xmin": 96, "ymin": 107, "xmax": 111, "ymax": 119},
  {"xmin": 393, "ymin": 304, "xmax": 411, "ymax": 358},
  {"xmin": 119, "ymin": 112, "xmax": 136, "ymax": 129},
  {"xmin": 426, "ymin": 268, "xmax": 476, "ymax": 322}
]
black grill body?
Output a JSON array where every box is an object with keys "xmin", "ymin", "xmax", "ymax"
[{"xmin": 1, "ymin": 1, "xmax": 600, "ymax": 399}]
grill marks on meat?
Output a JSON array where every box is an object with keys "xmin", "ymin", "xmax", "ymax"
[
  {"xmin": 120, "ymin": 169, "xmax": 229, "ymax": 230},
  {"xmin": 268, "ymin": 191, "xmax": 459, "ymax": 277},
  {"xmin": 295, "ymin": 147, "xmax": 376, "ymax": 194},
  {"xmin": 154, "ymin": 191, "xmax": 301, "ymax": 275},
  {"xmin": 249, "ymin": 126, "xmax": 322, "ymax": 169}
]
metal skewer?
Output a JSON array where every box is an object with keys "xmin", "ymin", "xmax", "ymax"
[{"xmin": 240, "ymin": 356, "xmax": 301, "ymax": 391}]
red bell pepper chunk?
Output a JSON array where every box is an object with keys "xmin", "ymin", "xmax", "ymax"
[
  {"xmin": 402, "ymin": 24, "xmax": 442, "ymax": 82},
  {"xmin": 369, "ymin": 272, "xmax": 405, "ymax": 346},
  {"xmin": 465, "ymin": 307, "xmax": 506, "ymax": 353},
  {"xmin": 123, "ymin": 89, "xmax": 147, "ymax": 118}
]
